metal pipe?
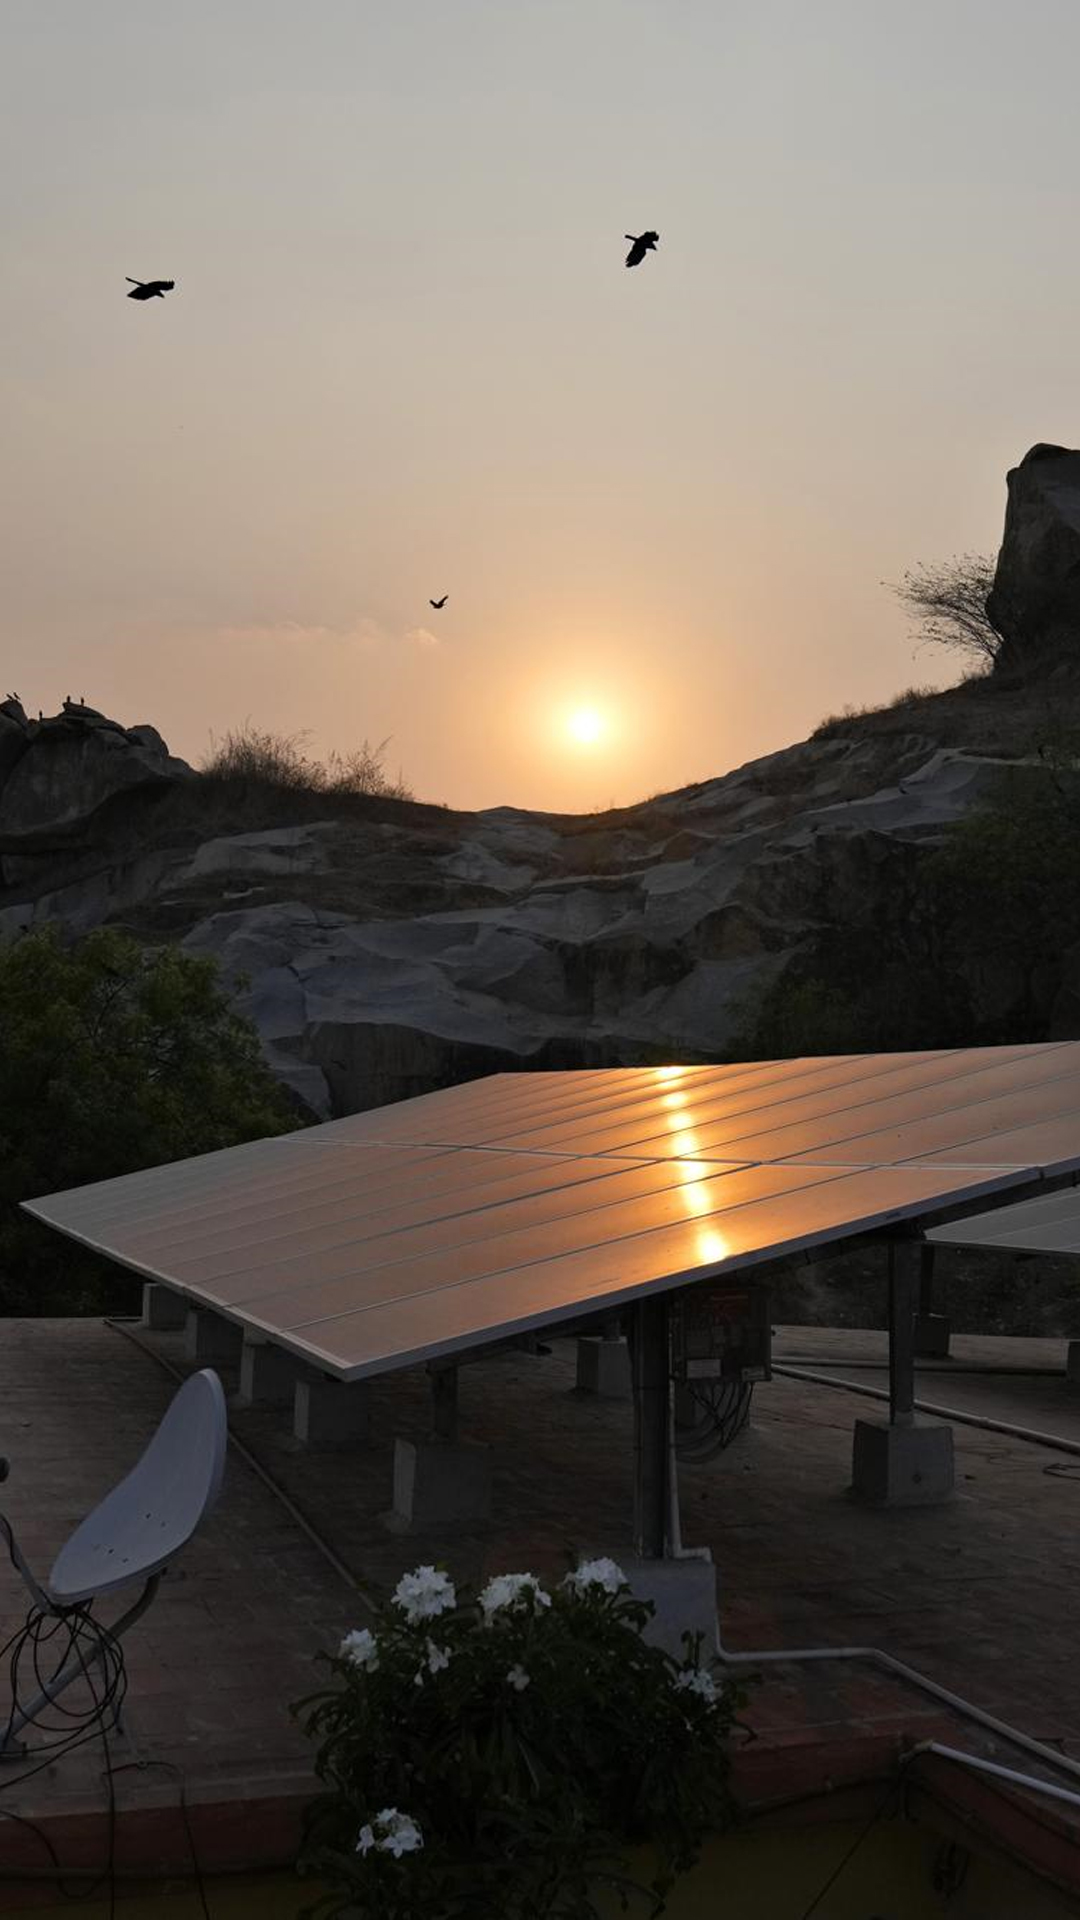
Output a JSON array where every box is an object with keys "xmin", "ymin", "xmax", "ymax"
[
  {"xmin": 909, "ymin": 1741, "xmax": 1080, "ymax": 1812},
  {"xmin": 772, "ymin": 1362, "xmax": 1080, "ymax": 1459},
  {"xmin": 714, "ymin": 1628, "xmax": 1080, "ymax": 1788}
]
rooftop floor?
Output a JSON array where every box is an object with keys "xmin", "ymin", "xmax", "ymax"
[{"xmin": 3, "ymin": 1317, "xmax": 1080, "ymax": 1907}]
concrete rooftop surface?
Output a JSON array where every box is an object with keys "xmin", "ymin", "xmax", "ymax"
[{"xmin": 3, "ymin": 1316, "xmax": 1080, "ymax": 1909}]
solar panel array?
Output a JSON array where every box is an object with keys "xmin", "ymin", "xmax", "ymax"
[
  {"xmin": 929, "ymin": 1185, "xmax": 1080, "ymax": 1255},
  {"xmin": 25, "ymin": 1045, "xmax": 1080, "ymax": 1382}
]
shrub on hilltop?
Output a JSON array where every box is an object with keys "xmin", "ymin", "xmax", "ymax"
[{"xmin": 200, "ymin": 725, "xmax": 413, "ymax": 801}]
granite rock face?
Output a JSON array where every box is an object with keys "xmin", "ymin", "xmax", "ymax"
[
  {"xmin": 0, "ymin": 714, "xmax": 1021, "ymax": 1118},
  {"xmin": 988, "ymin": 444, "xmax": 1080, "ymax": 680},
  {"xmin": 0, "ymin": 701, "xmax": 192, "ymax": 887}
]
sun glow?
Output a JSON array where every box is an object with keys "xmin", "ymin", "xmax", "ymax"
[{"xmin": 566, "ymin": 706, "xmax": 606, "ymax": 746}]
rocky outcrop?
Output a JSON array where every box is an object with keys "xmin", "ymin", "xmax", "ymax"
[
  {"xmin": 163, "ymin": 741, "xmax": 1016, "ymax": 1117},
  {"xmin": 988, "ymin": 443, "xmax": 1080, "ymax": 680},
  {"xmin": 0, "ymin": 710, "xmax": 1046, "ymax": 1117},
  {"xmin": 0, "ymin": 703, "xmax": 192, "ymax": 887}
]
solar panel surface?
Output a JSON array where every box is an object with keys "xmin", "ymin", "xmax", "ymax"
[
  {"xmin": 929, "ymin": 1185, "xmax": 1080, "ymax": 1254},
  {"xmin": 24, "ymin": 1046, "xmax": 1080, "ymax": 1381}
]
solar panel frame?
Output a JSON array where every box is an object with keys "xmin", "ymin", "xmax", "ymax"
[{"xmin": 24, "ymin": 1047, "xmax": 1080, "ymax": 1383}]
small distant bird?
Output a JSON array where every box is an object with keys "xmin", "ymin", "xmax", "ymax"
[
  {"xmin": 624, "ymin": 230, "xmax": 659, "ymax": 268},
  {"xmin": 429, "ymin": 595, "xmax": 448, "ymax": 609},
  {"xmin": 126, "ymin": 277, "xmax": 176, "ymax": 301}
]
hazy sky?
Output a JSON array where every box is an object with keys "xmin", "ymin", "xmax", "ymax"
[{"xmin": 2, "ymin": 1, "xmax": 1076, "ymax": 811}]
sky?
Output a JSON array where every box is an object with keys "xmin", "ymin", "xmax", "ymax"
[{"xmin": 2, "ymin": 0, "xmax": 1078, "ymax": 813}]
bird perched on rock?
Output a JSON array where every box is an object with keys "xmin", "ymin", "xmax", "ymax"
[
  {"xmin": 429, "ymin": 594, "xmax": 448, "ymax": 609},
  {"xmin": 624, "ymin": 230, "xmax": 659, "ymax": 268},
  {"xmin": 126, "ymin": 278, "xmax": 176, "ymax": 301}
]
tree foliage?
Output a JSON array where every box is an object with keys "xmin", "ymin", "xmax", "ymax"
[
  {"xmin": 887, "ymin": 553, "xmax": 1004, "ymax": 668},
  {"xmin": 0, "ymin": 925, "xmax": 298, "ymax": 1313}
]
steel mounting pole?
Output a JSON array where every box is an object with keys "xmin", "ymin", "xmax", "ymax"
[
  {"xmin": 632, "ymin": 1294, "xmax": 672, "ymax": 1558},
  {"xmin": 888, "ymin": 1240, "xmax": 920, "ymax": 1429}
]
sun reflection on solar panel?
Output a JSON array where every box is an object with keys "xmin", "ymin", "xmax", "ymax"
[
  {"xmin": 678, "ymin": 1180, "xmax": 714, "ymax": 1218},
  {"xmin": 671, "ymin": 1130, "xmax": 700, "ymax": 1157},
  {"xmin": 696, "ymin": 1228, "xmax": 729, "ymax": 1265}
]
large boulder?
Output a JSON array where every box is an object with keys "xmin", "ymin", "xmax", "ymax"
[
  {"xmin": 0, "ymin": 710, "xmax": 30, "ymax": 790},
  {"xmin": 987, "ymin": 443, "xmax": 1080, "ymax": 680},
  {"xmin": 0, "ymin": 711, "xmax": 191, "ymax": 884}
]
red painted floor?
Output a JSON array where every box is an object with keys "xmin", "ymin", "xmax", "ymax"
[{"xmin": 2, "ymin": 1319, "xmax": 1080, "ymax": 1906}]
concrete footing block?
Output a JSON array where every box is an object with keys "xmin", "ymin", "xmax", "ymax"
[
  {"xmin": 383, "ymin": 1437, "xmax": 493, "ymax": 1532},
  {"xmin": 575, "ymin": 1336, "xmax": 632, "ymax": 1399},
  {"xmin": 623, "ymin": 1553, "xmax": 719, "ymax": 1660},
  {"xmin": 141, "ymin": 1283, "xmax": 187, "ymax": 1332},
  {"xmin": 850, "ymin": 1418, "xmax": 954, "ymax": 1506},
  {"xmin": 237, "ymin": 1339, "xmax": 307, "ymax": 1406},
  {"xmin": 914, "ymin": 1313, "xmax": 951, "ymax": 1358},
  {"xmin": 293, "ymin": 1377, "xmax": 370, "ymax": 1447},
  {"xmin": 1066, "ymin": 1342, "xmax": 1080, "ymax": 1386},
  {"xmin": 183, "ymin": 1307, "xmax": 244, "ymax": 1366}
]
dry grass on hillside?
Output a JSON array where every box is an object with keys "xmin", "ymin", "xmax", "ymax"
[{"xmin": 809, "ymin": 668, "xmax": 1080, "ymax": 758}]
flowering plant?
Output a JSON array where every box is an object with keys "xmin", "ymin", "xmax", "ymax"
[{"xmin": 295, "ymin": 1558, "xmax": 742, "ymax": 1918}]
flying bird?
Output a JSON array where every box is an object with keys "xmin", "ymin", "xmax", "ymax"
[
  {"xmin": 429, "ymin": 595, "xmax": 448, "ymax": 609},
  {"xmin": 126, "ymin": 277, "xmax": 176, "ymax": 301},
  {"xmin": 624, "ymin": 230, "xmax": 659, "ymax": 268}
]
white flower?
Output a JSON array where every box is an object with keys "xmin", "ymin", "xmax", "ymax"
[
  {"xmin": 356, "ymin": 1823, "xmax": 376, "ymax": 1855},
  {"xmin": 373, "ymin": 1808, "xmax": 424, "ymax": 1857},
  {"xmin": 674, "ymin": 1667, "xmax": 718, "ymax": 1705},
  {"xmin": 562, "ymin": 1557, "xmax": 628, "ymax": 1596},
  {"xmin": 506, "ymin": 1663, "xmax": 531, "ymax": 1692},
  {"xmin": 392, "ymin": 1564, "xmax": 456, "ymax": 1624},
  {"xmin": 340, "ymin": 1627, "xmax": 380, "ymax": 1671},
  {"xmin": 478, "ymin": 1572, "xmax": 551, "ymax": 1618},
  {"xmin": 412, "ymin": 1641, "xmax": 450, "ymax": 1686}
]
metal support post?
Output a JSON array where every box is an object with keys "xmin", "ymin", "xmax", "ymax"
[
  {"xmin": 888, "ymin": 1240, "xmax": 919, "ymax": 1429},
  {"xmin": 918, "ymin": 1242, "xmax": 936, "ymax": 1321},
  {"xmin": 429, "ymin": 1363, "xmax": 459, "ymax": 1442},
  {"xmin": 632, "ymin": 1296, "xmax": 672, "ymax": 1559}
]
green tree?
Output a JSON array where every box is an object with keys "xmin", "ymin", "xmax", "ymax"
[{"xmin": 0, "ymin": 925, "xmax": 299, "ymax": 1314}]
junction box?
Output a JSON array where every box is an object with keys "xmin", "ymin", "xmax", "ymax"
[{"xmin": 670, "ymin": 1279, "xmax": 772, "ymax": 1386}]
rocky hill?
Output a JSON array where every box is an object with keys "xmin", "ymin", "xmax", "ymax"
[{"xmin": 4, "ymin": 445, "xmax": 1080, "ymax": 1121}]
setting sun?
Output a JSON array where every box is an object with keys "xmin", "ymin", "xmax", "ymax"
[{"xmin": 566, "ymin": 706, "xmax": 606, "ymax": 746}]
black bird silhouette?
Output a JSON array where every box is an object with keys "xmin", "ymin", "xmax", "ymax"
[
  {"xmin": 126, "ymin": 277, "xmax": 176, "ymax": 301},
  {"xmin": 429, "ymin": 595, "xmax": 448, "ymax": 609},
  {"xmin": 624, "ymin": 231, "xmax": 659, "ymax": 268}
]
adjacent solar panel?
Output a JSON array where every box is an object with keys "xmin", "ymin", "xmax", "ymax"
[
  {"xmin": 24, "ymin": 1045, "xmax": 1080, "ymax": 1382},
  {"xmin": 929, "ymin": 1185, "xmax": 1080, "ymax": 1255}
]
